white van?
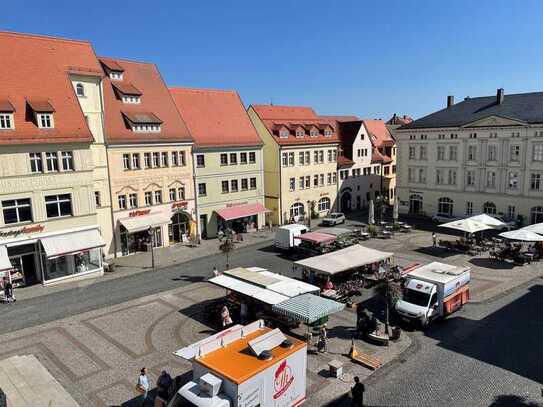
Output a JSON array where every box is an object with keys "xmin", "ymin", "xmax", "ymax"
[{"xmin": 274, "ymin": 224, "xmax": 309, "ymax": 250}]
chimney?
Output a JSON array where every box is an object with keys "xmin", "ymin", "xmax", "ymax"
[
  {"xmin": 497, "ymin": 88, "xmax": 504, "ymax": 104},
  {"xmin": 447, "ymin": 95, "xmax": 454, "ymax": 108}
]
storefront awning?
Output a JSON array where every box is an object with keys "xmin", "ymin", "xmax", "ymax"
[
  {"xmin": 0, "ymin": 246, "xmax": 13, "ymax": 271},
  {"xmin": 40, "ymin": 229, "xmax": 106, "ymax": 258},
  {"xmin": 215, "ymin": 203, "xmax": 270, "ymax": 221},
  {"xmin": 119, "ymin": 213, "xmax": 171, "ymax": 233}
]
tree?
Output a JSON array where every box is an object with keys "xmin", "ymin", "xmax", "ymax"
[
  {"xmin": 219, "ymin": 229, "xmax": 235, "ymax": 270},
  {"xmin": 374, "ymin": 268, "xmax": 402, "ymax": 336}
]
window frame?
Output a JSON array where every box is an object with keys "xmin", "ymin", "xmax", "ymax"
[
  {"xmin": 2, "ymin": 198, "xmax": 33, "ymax": 224},
  {"xmin": 45, "ymin": 194, "xmax": 72, "ymax": 218}
]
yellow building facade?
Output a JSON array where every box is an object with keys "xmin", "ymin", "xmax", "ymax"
[{"xmin": 248, "ymin": 105, "xmax": 339, "ymax": 225}]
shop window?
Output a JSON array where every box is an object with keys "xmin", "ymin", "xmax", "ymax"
[
  {"xmin": 483, "ymin": 201, "xmax": 497, "ymax": 215},
  {"xmin": 45, "ymin": 194, "xmax": 72, "ymax": 218},
  {"xmin": 437, "ymin": 197, "xmax": 453, "ymax": 216},
  {"xmin": 43, "ymin": 248, "xmax": 101, "ymax": 282},
  {"xmin": 2, "ymin": 198, "xmax": 32, "ymax": 224},
  {"xmin": 290, "ymin": 202, "xmax": 304, "ymax": 218}
]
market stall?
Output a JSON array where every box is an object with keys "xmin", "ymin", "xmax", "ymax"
[
  {"xmin": 293, "ymin": 244, "xmax": 394, "ymax": 301},
  {"xmin": 272, "ymin": 293, "xmax": 345, "ymax": 325},
  {"xmin": 293, "ymin": 231, "xmax": 336, "ymax": 257}
]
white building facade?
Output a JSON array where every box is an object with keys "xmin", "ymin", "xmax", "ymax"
[{"xmin": 396, "ymin": 89, "xmax": 543, "ymax": 225}]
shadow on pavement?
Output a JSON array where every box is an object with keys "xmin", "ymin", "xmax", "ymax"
[
  {"xmin": 488, "ymin": 394, "xmax": 542, "ymax": 406},
  {"xmin": 171, "ymin": 274, "xmax": 207, "ymax": 283},
  {"xmin": 469, "ymin": 257, "xmax": 516, "ymax": 270},
  {"xmin": 426, "ymin": 283, "xmax": 543, "ymax": 384},
  {"xmin": 414, "ymin": 246, "xmax": 458, "ymax": 259}
]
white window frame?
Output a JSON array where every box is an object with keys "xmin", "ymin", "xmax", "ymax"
[
  {"xmin": 29, "ymin": 152, "xmax": 43, "ymax": 173},
  {"xmin": 37, "ymin": 113, "xmax": 54, "ymax": 129},
  {"xmin": 128, "ymin": 193, "xmax": 138, "ymax": 209},
  {"xmin": 61, "ymin": 151, "xmax": 74, "ymax": 171},
  {"xmin": 2, "ymin": 198, "xmax": 32, "ymax": 224},
  {"xmin": 154, "ymin": 190, "xmax": 163, "ymax": 204},
  {"xmin": 45, "ymin": 194, "xmax": 72, "ymax": 218},
  {"xmin": 318, "ymin": 197, "xmax": 330, "ymax": 212},
  {"xmin": 0, "ymin": 113, "xmax": 14, "ymax": 130},
  {"xmin": 46, "ymin": 152, "xmax": 59, "ymax": 172}
]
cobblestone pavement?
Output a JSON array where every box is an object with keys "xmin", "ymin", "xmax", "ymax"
[
  {"xmin": 362, "ymin": 280, "xmax": 543, "ymax": 407},
  {"xmin": 0, "ymin": 282, "xmax": 410, "ymax": 407}
]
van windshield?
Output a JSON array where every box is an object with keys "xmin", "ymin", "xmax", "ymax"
[{"xmin": 403, "ymin": 288, "xmax": 430, "ymax": 307}]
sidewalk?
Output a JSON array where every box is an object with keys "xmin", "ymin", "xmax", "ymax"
[{"xmin": 13, "ymin": 229, "xmax": 275, "ymax": 301}]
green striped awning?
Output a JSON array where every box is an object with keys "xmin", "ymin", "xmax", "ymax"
[{"xmin": 272, "ymin": 294, "xmax": 345, "ymax": 324}]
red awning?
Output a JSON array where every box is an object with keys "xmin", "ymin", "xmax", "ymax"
[
  {"xmin": 216, "ymin": 203, "xmax": 270, "ymax": 221},
  {"xmin": 294, "ymin": 232, "xmax": 336, "ymax": 245}
]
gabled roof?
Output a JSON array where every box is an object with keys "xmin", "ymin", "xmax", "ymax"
[
  {"xmin": 401, "ymin": 91, "xmax": 543, "ymax": 130},
  {"xmin": 363, "ymin": 119, "xmax": 394, "ymax": 147},
  {"xmin": 338, "ymin": 155, "xmax": 355, "ymax": 168},
  {"xmin": 320, "ymin": 115, "xmax": 360, "ymax": 122},
  {"xmin": 0, "ymin": 31, "xmax": 99, "ymax": 145},
  {"xmin": 251, "ymin": 104, "xmax": 339, "ymax": 146},
  {"xmin": 170, "ymin": 88, "xmax": 262, "ymax": 148},
  {"xmin": 100, "ymin": 57, "xmax": 192, "ymax": 144},
  {"xmin": 336, "ymin": 120, "xmax": 363, "ymax": 146},
  {"xmin": 99, "ymin": 58, "xmax": 124, "ymax": 72}
]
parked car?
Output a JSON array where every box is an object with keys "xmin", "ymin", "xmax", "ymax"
[
  {"xmin": 322, "ymin": 212, "xmax": 346, "ymax": 226},
  {"xmin": 431, "ymin": 213, "xmax": 461, "ymax": 223},
  {"xmin": 493, "ymin": 216, "xmax": 517, "ymax": 231}
]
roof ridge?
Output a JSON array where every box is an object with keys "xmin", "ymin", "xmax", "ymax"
[
  {"xmin": 0, "ymin": 30, "xmax": 91, "ymax": 45},
  {"xmin": 98, "ymin": 55, "xmax": 157, "ymax": 67},
  {"xmin": 169, "ymin": 86, "xmax": 237, "ymax": 94}
]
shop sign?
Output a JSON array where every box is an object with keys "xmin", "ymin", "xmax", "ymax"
[
  {"xmin": 226, "ymin": 201, "xmax": 248, "ymax": 208},
  {"xmin": 171, "ymin": 201, "xmax": 188, "ymax": 210},
  {"xmin": 0, "ymin": 224, "xmax": 45, "ymax": 239},
  {"xmin": 129, "ymin": 209, "xmax": 151, "ymax": 217}
]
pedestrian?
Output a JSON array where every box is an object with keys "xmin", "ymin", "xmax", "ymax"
[
  {"xmin": 351, "ymin": 376, "xmax": 365, "ymax": 407},
  {"xmin": 432, "ymin": 232, "xmax": 437, "ymax": 247},
  {"xmin": 221, "ymin": 305, "xmax": 232, "ymax": 327},
  {"xmin": 212, "ymin": 266, "xmax": 219, "ymax": 277},
  {"xmin": 136, "ymin": 367, "xmax": 150, "ymax": 406},
  {"xmin": 3, "ymin": 278, "xmax": 14, "ymax": 304},
  {"xmin": 156, "ymin": 370, "xmax": 173, "ymax": 401},
  {"xmin": 318, "ymin": 325, "xmax": 328, "ymax": 353},
  {"xmin": 240, "ymin": 302, "xmax": 248, "ymax": 324}
]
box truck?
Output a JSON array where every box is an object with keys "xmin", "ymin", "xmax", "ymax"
[
  {"xmin": 170, "ymin": 320, "xmax": 307, "ymax": 407},
  {"xmin": 274, "ymin": 225, "xmax": 309, "ymax": 251},
  {"xmin": 395, "ymin": 262, "xmax": 470, "ymax": 328}
]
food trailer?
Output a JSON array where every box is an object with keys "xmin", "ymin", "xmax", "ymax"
[{"xmin": 171, "ymin": 320, "xmax": 307, "ymax": 407}]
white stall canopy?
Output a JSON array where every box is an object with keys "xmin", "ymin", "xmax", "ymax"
[
  {"xmin": 119, "ymin": 213, "xmax": 171, "ymax": 233},
  {"xmin": 40, "ymin": 229, "xmax": 105, "ymax": 258},
  {"xmin": 0, "ymin": 246, "xmax": 13, "ymax": 271},
  {"xmin": 294, "ymin": 244, "xmax": 393, "ymax": 275},
  {"xmin": 209, "ymin": 274, "xmax": 289, "ymax": 305}
]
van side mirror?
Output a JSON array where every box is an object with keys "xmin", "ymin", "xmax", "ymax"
[{"xmin": 433, "ymin": 304, "xmax": 439, "ymax": 310}]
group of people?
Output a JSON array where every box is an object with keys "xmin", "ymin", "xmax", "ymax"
[{"xmin": 136, "ymin": 368, "xmax": 174, "ymax": 407}]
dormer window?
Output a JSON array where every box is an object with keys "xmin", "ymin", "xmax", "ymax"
[
  {"xmin": 110, "ymin": 71, "xmax": 123, "ymax": 80},
  {"xmin": 122, "ymin": 112, "xmax": 162, "ymax": 133},
  {"xmin": 279, "ymin": 129, "xmax": 289, "ymax": 138},
  {"xmin": 112, "ymin": 82, "xmax": 142, "ymax": 104},
  {"xmin": 122, "ymin": 96, "xmax": 141, "ymax": 104},
  {"xmin": 324, "ymin": 129, "xmax": 333, "ymax": 137},
  {"xmin": 295, "ymin": 129, "xmax": 305, "ymax": 138},
  {"xmin": 38, "ymin": 113, "xmax": 53, "ymax": 129},
  {"xmin": 310, "ymin": 129, "xmax": 319, "ymax": 137},
  {"xmin": 0, "ymin": 100, "xmax": 15, "ymax": 130},
  {"xmin": 75, "ymin": 83, "xmax": 85, "ymax": 97}
]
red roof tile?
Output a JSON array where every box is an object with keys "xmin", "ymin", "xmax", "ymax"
[
  {"xmin": 338, "ymin": 155, "xmax": 355, "ymax": 168},
  {"xmin": 320, "ymin": 115, "xmax": 360, "ymax": 122},
  {"xmin": 0, "ymin": 100, "xmax": 15, "ymax": 112},
  {"xmin": 170, "ymin": 88, "xmax": 262, "ymax": 148},
  {"xmin": 100, "ymin": 57, "xmax": 192, "ymax": 144},
  {"xmin": 122, "ymin": 111, "xmax": 162, "ymax": 124},
  {"xmin": 0, "ymin": 31, "xmax": 98, "ymax": 145},
  {"xmin": 363, "ymin": 119, "xmax": 395, "ymax": 148},
  {"xmin": 99, "ymin": 58, "xmax": 124, "ymax": 72},
  {"xmin": 251, "ymin": 105, "xmax": 339, "ymax": 146},
  {"xmin": 387, "ymin": 114, "xmax": 413, "ymax": 125},
  {"xmin": 27, "ymin": 100, "xmax": 55, "ymax": 112},
  {"xmin": 112, "ymin": 82, "xmax": 142, "ymax": 96}
]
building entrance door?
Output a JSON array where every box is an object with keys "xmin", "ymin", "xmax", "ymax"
[
  {"xmin": 199, "ymin": 214, "xmax": 208, "ymax": 239},
  {"xmin": 170, "ymin": 212, "xmax": 190, "ymax": 243},
  {"xmin": 341, "ymin": 192, "xmax": 352, "ymax": 213}
]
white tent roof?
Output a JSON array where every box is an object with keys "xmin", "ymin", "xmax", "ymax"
[
  {"xmin": 0, "ymin": 246, "xmax": 13, "ymax": 271},
  {"xmin": 40, "ymin": 228, "xmax": 105, "ymax": 258},
  {"xmin": 521, "ymin": 223, "xmax": 543, "ymax": 235},
  {"xmin": 499, "ymin": 229, "xmax": 543, "ymax": 242},
  {"xmin": 294, "ymin": 244, "xmax": 393, "ymax": 275},
  {"xmin": 259, "ymin": 271, "xmax": 320, "ymax": 297},
  {"xmin": 468, "ymin": 214, "xmax": 505, "ymax": 228},
  {"xmin": 438, "ymin": 218, "xmax": 493, "ymax": 234},
  {"xmin": 209, "ymin": 274, "xmax": 289, "ymax": 305}
]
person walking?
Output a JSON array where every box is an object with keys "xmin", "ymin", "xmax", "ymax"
[
  {"xmin": 221, "ymin": 305, "xmax": 232, "ymax": 327},
  {"xmin": 432, "ymin": 232, "xmax": 437, "ymax": 247},
  {"xmin": 351, "ymin": 376, "xmax": 365, "ymax": 407},
  {"xmin": 156, "ymin": 370, "xmax": 173, "ymax": 403},
  {"xmin": 212, "ymin": 266, "xmax": 219, "ymax": 277},
  {"xmin": 3, "ymin": 278, "xmax": 14, "ymax": 303},
  {"xmin": 318, "ymin": 325, "xmax": 328, "ymax": 353},
  {"xmin": 136, "ymin": 367, "xmax": 150, "ymax": 406}
]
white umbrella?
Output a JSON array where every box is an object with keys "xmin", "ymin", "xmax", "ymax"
[
  {"xmin": 468, "ymin": 214, "xmax": 505, "ymax": 228},
  {"xmin": 393, "ymin": 196, "xmax": 399, "ymax": 222},
  {"xmin": 439, "ymin": 218, "xmax": 493, "ymax": 234},
  {"xmin": 521, "ymin": 222, "xmax": 543, "ymax": 235},
  {"xmin": 499, "ymin": 229, "xmax": 543, "ymax": 242},
  {"xmin": 368, "ymin": 200, "xmax": 375, "ymax": 225}
]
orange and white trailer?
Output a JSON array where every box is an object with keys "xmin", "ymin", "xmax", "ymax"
[
  {"xmin": 170, "ymin": 320, "xmax": 307, "ymax": 407},
  {"xmin": 395, "ymin": 261, "xmax": 470, "ymax": 328}
]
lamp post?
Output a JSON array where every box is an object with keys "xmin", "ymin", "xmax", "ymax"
[
  {"xmin": 148, "ymin": 227, "xmax": 156, "ymax": 271},
  {"xmin": 306, "ymin": 200, "xmax": 311, "ymax": 228}
]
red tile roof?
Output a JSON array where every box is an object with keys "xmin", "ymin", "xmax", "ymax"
[
  {"xmin": 251, "ymin": 105, "xmax": 339, "ymax": 146},
  {"xmin": 338, "ymin": 155, "xmax": 355, "ymax": 168},
  {"xmin": 0, "ymin": 31, "xmax": 99, "ymax": 145},
  {"xmin": 387, "ymin": 114, "xmax": 413, "ymax": 125},
  {"xmin": 112, "ymin": 82, "xmax": 142, "ymax": 96},
  {"xmin": 27, "ymin": 100, "xmax": 55, "ymax": 113},
  {"xmin": 99, "ymin": 58, "xmax": 124, "ymax": 72},
  {"xmin": 0, "ymin": 100, "xmax": 16, "ymax": 112},
  {"xmin": 320, "ymin": 115, "xmax": 360, "ymax": 122},
  {"xmin": 169, "ymin": 88, "xmax": 262, "ymax": 148},
  {"xmin": 363, "ymin": 119, "xmax": 395, "ymax": 148},
  {"xmin": 100, "ymin": 57, "xmax": 192, "ymax": 144}
]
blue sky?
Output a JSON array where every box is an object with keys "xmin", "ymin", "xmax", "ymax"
[{"xmin": 2, "ymin": 1, "xmax": 543, "ymax": 120}]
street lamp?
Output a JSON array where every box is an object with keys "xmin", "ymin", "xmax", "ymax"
[
  {"xmin": 147, "ymin": 227, "xmax": 156, "ymax": 271},
  {"xmin": 306, "ymin": 200, "xmax": 311, "ymax": 228}
]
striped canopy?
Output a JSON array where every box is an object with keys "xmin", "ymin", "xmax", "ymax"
[{"xmin": 272, "ymin": 294, "xmax": 345, "ymax": 324}]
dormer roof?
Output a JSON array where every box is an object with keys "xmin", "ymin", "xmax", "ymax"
[
  {"xmin": 99, "ymin": 58, "xmax": 124, "ymax": 72},
  {"xmin": 112, "ymin": 82, "xmax": 142, "ymax": 97},
  {"xmin": 27, "ymin": 100, "xmax": 55, "ymax": 113},
  {"xmin": 0, "ymin": 100, "xmax": 16, "ymax": 112}
]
